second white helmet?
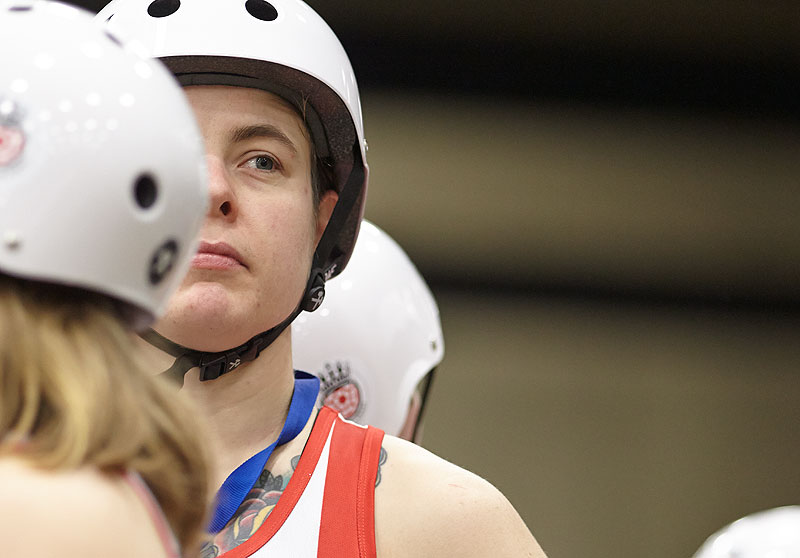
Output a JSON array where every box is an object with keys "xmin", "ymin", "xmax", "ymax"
[{"xmin": 292, "ymin": 221, "xmax": 444, "ymax": 437}]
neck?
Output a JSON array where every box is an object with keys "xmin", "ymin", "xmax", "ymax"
[{"xmin": 173, "ymin": 331, "xmax": 297, "ymax": 488}]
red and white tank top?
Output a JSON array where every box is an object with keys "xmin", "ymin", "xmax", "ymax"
[{"xmin": 222, "ymin": 406, "xmax": 385, "ymax": 558}]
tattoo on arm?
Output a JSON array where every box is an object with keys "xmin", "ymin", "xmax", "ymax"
[{"xmin": 375, "ymin": 446, "xmax": 387, "ymax": 488}]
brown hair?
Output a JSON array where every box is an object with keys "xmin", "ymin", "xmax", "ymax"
[
  {"xmin": 294, "ymin": 94, "xmax": 335, "ymax": 213},
  {"xmin": 310, "ymin": 146, "xmax": 336, "ymax": 212},
  {"xmin": 0, "ymin": 276, "xmax": 210, "ymax": 554}
]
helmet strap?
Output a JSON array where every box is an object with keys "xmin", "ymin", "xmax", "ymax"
[{"xmin": 141, "ymin": 267, "xmax": 327, "ymax": 385}]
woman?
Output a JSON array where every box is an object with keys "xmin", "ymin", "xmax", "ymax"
[
  {"xmin": 96, "ymin": 1, "xmax": 547, "ymax": 557},
  {"xmin": 0, "ymin": 2, "xmax": 210, "ymax": 556}
]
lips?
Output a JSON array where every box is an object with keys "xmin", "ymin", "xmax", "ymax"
[{"xmin": 192, "ymin": 241, "xmax": 246, "ymax": 270}]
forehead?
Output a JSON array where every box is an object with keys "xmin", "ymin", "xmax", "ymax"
[{"xmin": 184, "ymin": 85, "xmax": 311, "ymax": 150}]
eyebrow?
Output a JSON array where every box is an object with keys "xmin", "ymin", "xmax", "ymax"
[{"xmin": 229, "ymin": 124, "xmax": 298, "ymax": 155}]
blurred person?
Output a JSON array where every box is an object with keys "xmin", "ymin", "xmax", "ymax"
[
  {"xmin": 0, "ymin": 2, "xmax": 211, "ymax": 555},
  {"xmin": 292, "ymin": 220, "xmax": 444, "ymax": 443},
  {"xmin": 98, "ymin": 0, "xmax": 548, "ymax": 556},
  {"xmin": 693, "ymin": 506, "xmax": 800, "ymax": 558}
]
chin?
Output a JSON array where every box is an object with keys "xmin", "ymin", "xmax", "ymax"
[
  {"xmin": 155, "ymin": 283, "xmax": 247, "ymax": 351},
  {"xmin": 154, "ymin": 316, "xmax": 250, "ymax": 352},
  {"xmin": 156, "ymin": 282, "xmax": 295, "ymax": 353}
]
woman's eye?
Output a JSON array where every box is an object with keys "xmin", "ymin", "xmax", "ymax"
[{"xmin": 246, "ymin": 155, "xmax": 277, "ymax": 171}]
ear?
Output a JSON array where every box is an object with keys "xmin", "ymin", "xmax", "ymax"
[{"xmin": 315, "ymin": 189, "xmax": 339, "ymax": 245}]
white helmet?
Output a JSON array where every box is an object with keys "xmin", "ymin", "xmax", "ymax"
[
  {"xmin": 95, "ymin": 0, "xmax": 370, "ymax": 381},
  {"xmin": 292, "ymin": 221, "xmax": 444, "ymax": 437},
  {"xmin": 97, "ymin": 0, "xmax": 369, "ymax": 280},
  {"xmin": 693, "ymin": 506, "xmax": 800, "ymax": 558},
  {"xmin": 0, "ymin": 0, "xmax": 207, "ymax": 327}
]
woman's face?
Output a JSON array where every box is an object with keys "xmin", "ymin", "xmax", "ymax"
[{"xmin": 154, "ymin": 85, "xmax": 337, "ymax": 352}]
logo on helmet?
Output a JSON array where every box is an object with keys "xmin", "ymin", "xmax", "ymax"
[
  {"xmin": 318, "ymin": 360, "xmax": 363, "ymax": 421},
  {"xmin": 0, "ymin": 100, "xmax": 25, "ymax": 167},
  {"xmin": 323, "ymin": 263, "xmax": 337, "ymax": 281},
  {"xmin": 308, "ymin": 288, "xmax": 325, "ymax": 310}
]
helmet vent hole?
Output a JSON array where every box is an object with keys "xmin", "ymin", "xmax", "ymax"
[
  {"xmin": 245, "ymin": 0, "xmax": 278, "ymax": 21},
  {"xmin": 133, "ymin": 174, "xmax": 158, "ymax": 209},
  {"xmin": 8, "ymin": 5, "xmax": 33, "ymax": 11},
  {"xmin": 147, "ymin": 0, "xmax": 180, "ymax": 18}
]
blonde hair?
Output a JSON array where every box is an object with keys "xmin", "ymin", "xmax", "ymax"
[{"xmin": 0, "ymin": 275, "xmax": 210, "ymax": 554}]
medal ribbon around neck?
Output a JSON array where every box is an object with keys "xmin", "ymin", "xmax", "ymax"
[{"xmin": 207, "ymin": 370, "xmax": 320, "ymax": 533}]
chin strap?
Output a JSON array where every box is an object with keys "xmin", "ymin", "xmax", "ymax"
[{"xmin": 142, "ymin": 268, "xmax": 327, "ymax": 385}]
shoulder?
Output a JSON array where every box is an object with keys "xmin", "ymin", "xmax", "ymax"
[
  {"xmin": 0, "ymin": 457, "xmax": 172, "ymax": 558},
  {"xmin": 374, "ymin": 436, "xmax": 548, "ymax": 558}
]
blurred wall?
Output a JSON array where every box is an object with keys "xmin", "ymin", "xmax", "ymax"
[
  {"xmin": 362, "ymin": 92, "xmax": 800, "ymax": 301},
  {"xmin": 423, "ymin": 291, "xmax": 800, "ymax": 558},
  {"xmin": 68, "ymin": 1, "xmax": 800, "ymax": 556}
]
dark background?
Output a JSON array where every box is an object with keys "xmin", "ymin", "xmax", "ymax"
[{"xmin": 68, "ymin": 2, "xmax": 800, "ymax": 557}]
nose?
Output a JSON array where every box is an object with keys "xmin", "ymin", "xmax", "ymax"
[{"xmin": 206, "ymin": 154, "xmax": 237, "ymax": 219}]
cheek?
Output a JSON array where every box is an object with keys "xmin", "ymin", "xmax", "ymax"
[{"xmin": 254, "ymin": 193, "xmax": 318, "ymax": 267}]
